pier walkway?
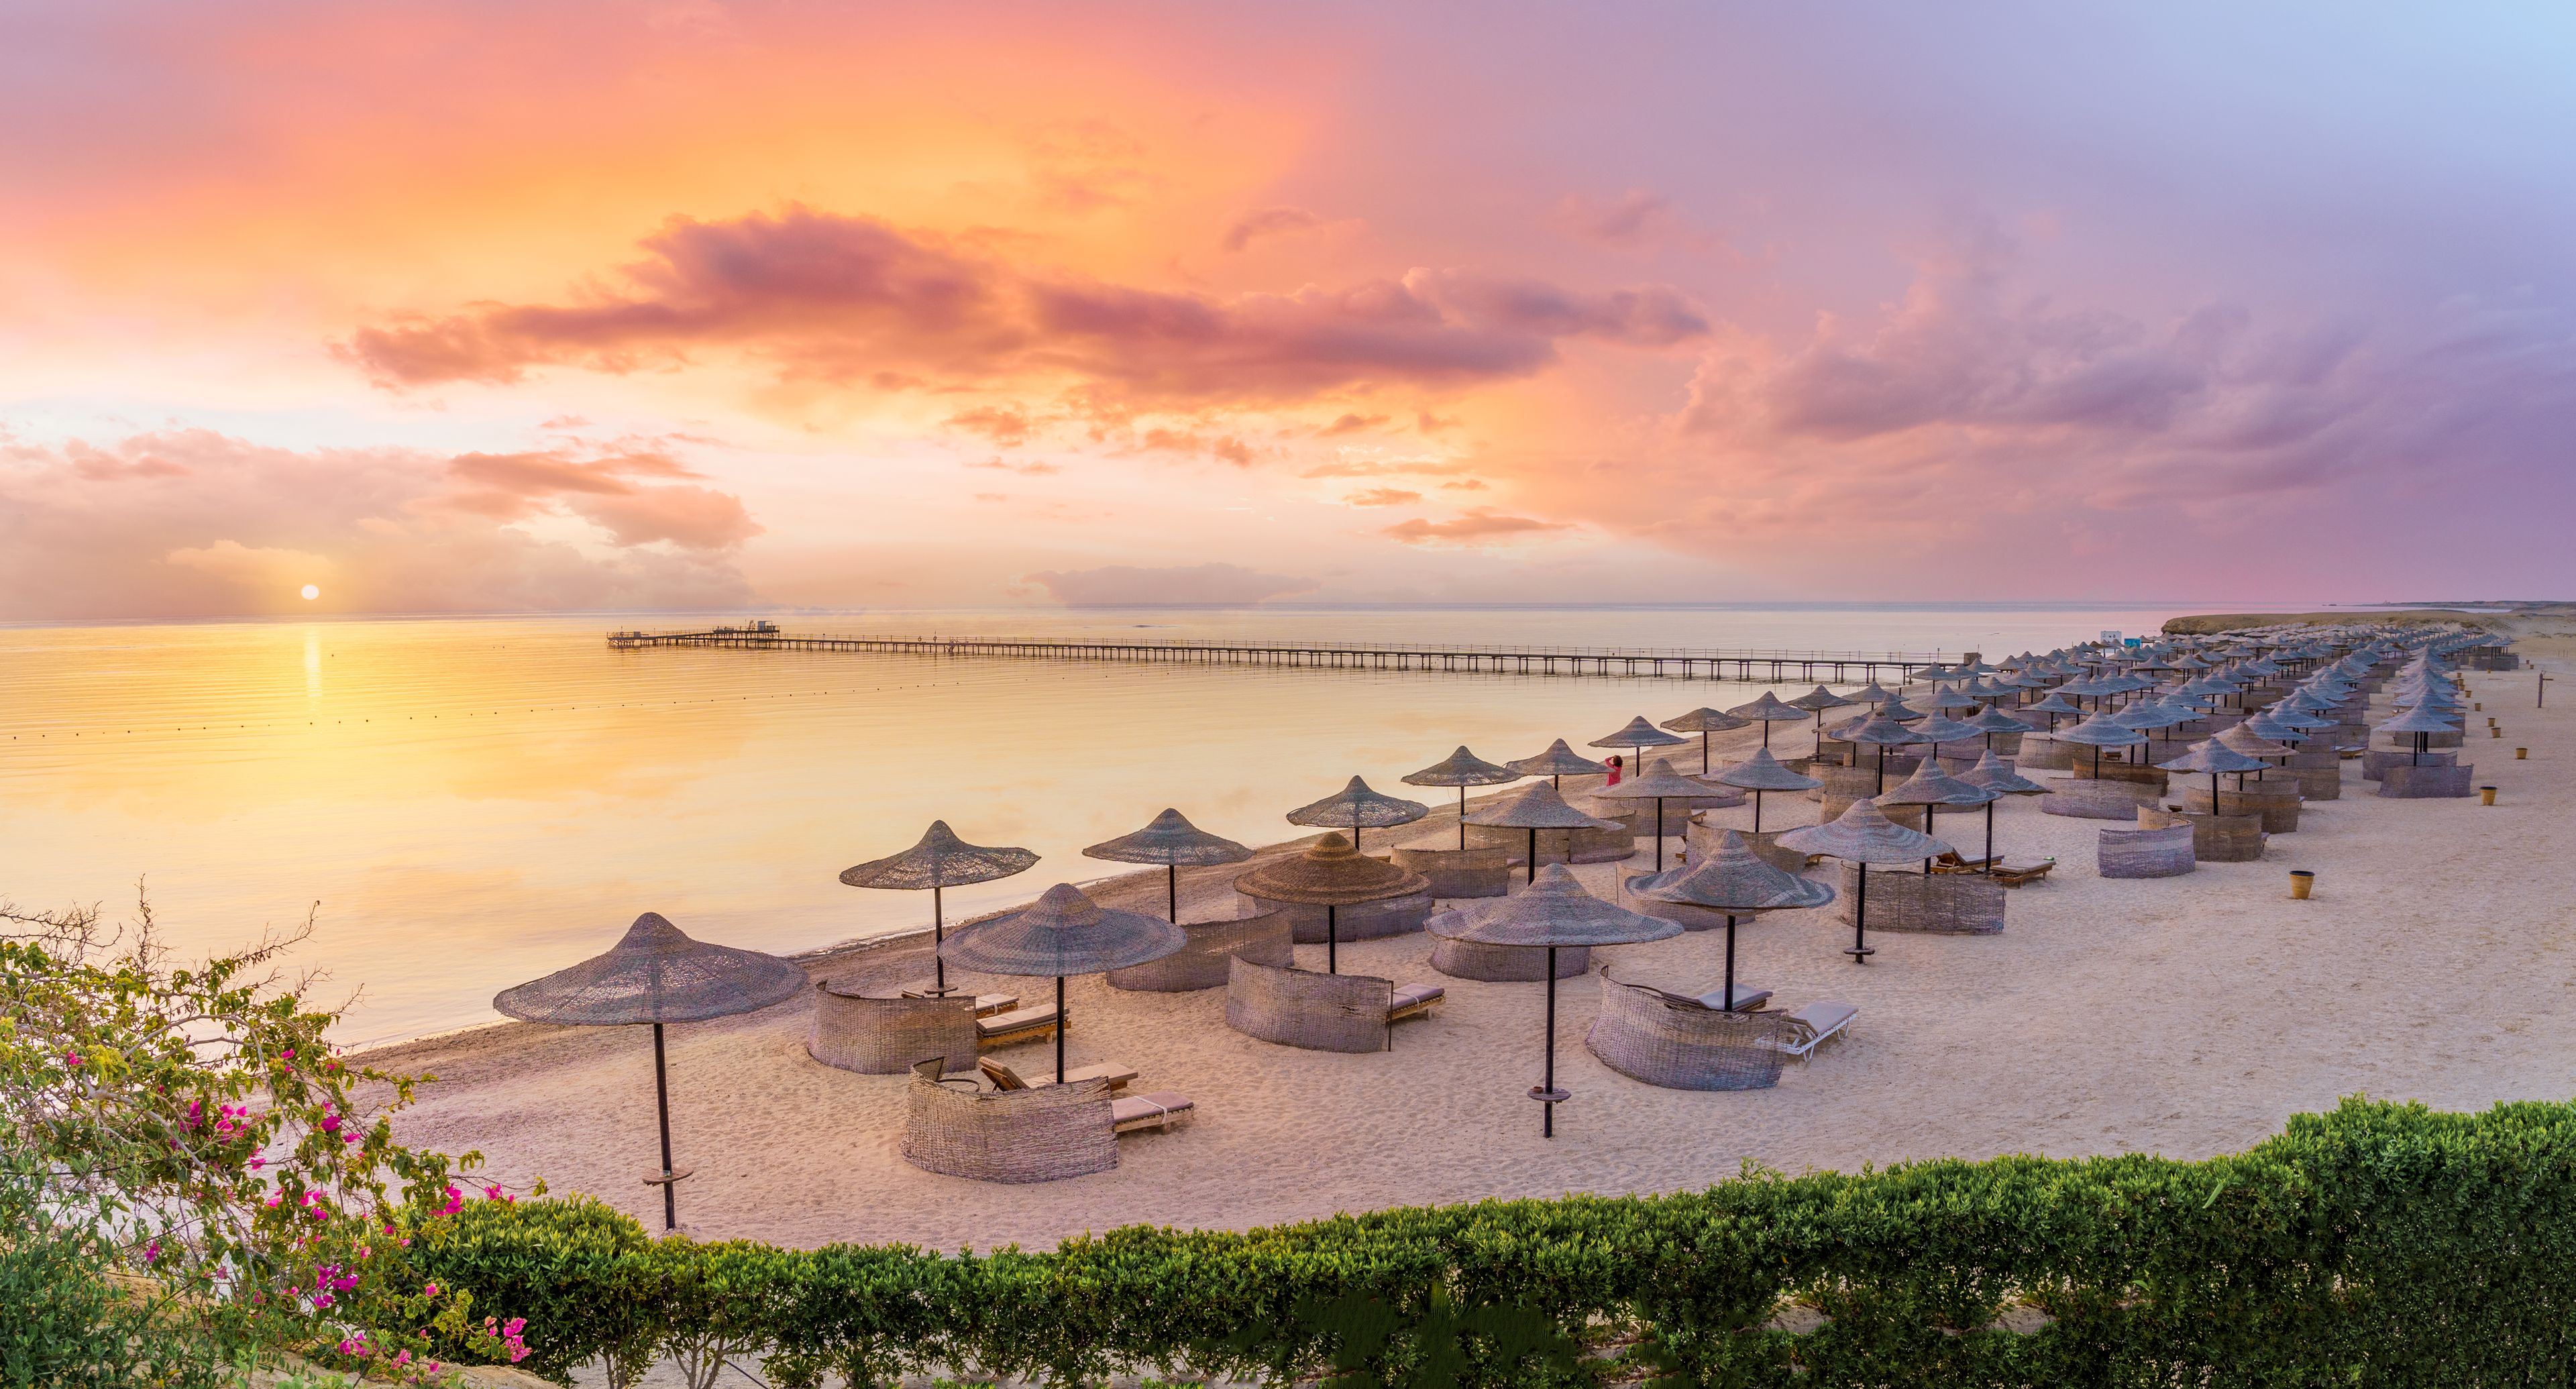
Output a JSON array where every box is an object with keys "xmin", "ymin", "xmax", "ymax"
[{"xmin": 605, "ymin": 625, "xmax": 1948, "ymax": 683}]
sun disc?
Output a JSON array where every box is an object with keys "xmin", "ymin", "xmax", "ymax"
[{"xmin": 300, "ymin": 584, "xmax": 321, "ymax": 601}]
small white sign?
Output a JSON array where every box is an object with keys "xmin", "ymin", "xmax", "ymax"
[{"xmin": 2100, "ymin": 630, "xmax": 2122, "ymax": 643}]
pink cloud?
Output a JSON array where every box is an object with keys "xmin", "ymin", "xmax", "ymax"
[
  {"xmin": 0, "ymin": 431, "xmax": 757, "ymax": 620},
  {"xmin": 1220, "ymin": 205, "xmax": 1328, "ymax": 252},
  {"xmin": 1343, "ymin": 487, "xmax": 1421, "ymax": 506},
  {"xmin": 1381, "ymin": 508, "xmax": 1568, "ymax": 545},
  {"xmin": 340, "ymin": 207, "xmax": 1707, "ymax": 406}
]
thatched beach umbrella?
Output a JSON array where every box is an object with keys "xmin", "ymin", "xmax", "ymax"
[
  {"xmin": 1849, "ymin": 680, "xmax": 1896, "ymax": 710},
  {"xmin": 1966, "ymin": 704, "xmax": 2029, "ymax": 751},
  {"xmin": 1463, "ymin": 781, "xmax": 1621, "ymax": 884},
  {"xmin": 1426, "ymin": 865, "xmax": 1678, "ymax": 1137},
  {"xmin": 1590, "ymin": 716, "xmax": 1690, "ymax": 784},
  {"xmin": 1712, "ymin": 746, "xmax": 1821, "ymax": 833},
  {"xmin": 1232, "ymin": 832, "xmax": 1430, "ymax": 975},
  {"xmin": 1778, "ymin": 799, "xmax": 1949, "ymax": 964},
  {"xmin": 2021, "ymin": 691, "xmax": 2082, "ymax": 732},
  {"xmin": 1878, "ymin": 759, "xmax": 1997, "ymax": 871},
  {"xmin": 1627, "ymin": 830, "xmax": 1832, "ymax": 1014},
  {"xmin": 1955, "ymin": 751, "xmax": 2044, "ymax": 873},
  {"xmin": 1662, "ymin": 706, "xmax": 1750, "ymax": 772},
  {"xmin": 1921, "ymin": 684, "xmax": 1983, "ymax": 716},
  {"xmin": 1402, "ymin": 746, "xmax": 1523, "ymax": 849},
  {"xmin": 1788, "ymin": 684, "xmax": 1856, "ymax": 745},
  {"xmin": 840, "ymin": 821, "xmax": 1038, "ymax": 997},
  {"xmin": 941, "ymin": 883, "xmax": 1185, "ymax": 1084},
  {"xmin": 1838, "ymin": 710, "xmax": 1921, "ymax": 793},
  {"xmin": 2158, "ymin": 740, "xmax": 2271, "ymax": 810},
  {"xmin": 1507, "ymin": 738, "xmax": 1609, "ymax": 790},
  {"xmin": 1286, "ymin": 775, "xmax": 1429, "ymax": 851},
  {"xmin": 1903, "ymin": 711, "xmax": 1984, "ymax": 771},
  {"xmin": 1593, "ymin": 756, "xmax": 1713, "ymax": 871},
  {"xmin": 1723, "ymin": 692, "xmax": 1809, "ymax": 752},
  {"xmin": 494, "ymin": 913, "xmax": 805, "ymax": 1230},
  {"xmin": 2374, "ymin": 704, "xmax": 2461, "ymax": 767},
  {"xmin": 2057, "ymin": 710, "xmax": 2148, "ymax": 779},
  {"xmin": 1083, "ymin": 808, "xmax": 1253, "ymax": 922}
]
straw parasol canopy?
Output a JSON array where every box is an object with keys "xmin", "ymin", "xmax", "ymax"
[
  {"xmin": 2213, "ymin": 724, "xmax": 2294, "ymax": 763},
  {"xmin": 1879, "ymin": 759, "xmax": 1996, "ymax": 871},
  {"xmin": 941, "ymin": 883, "xmax": 1185, "ymax": 1083},
  {"xmin": 1507, "ymin": 738, "xmax": 1610, "ymax": 788},
  {"xmin": 1662, "ymin": 706, "xmax": 1750, "ymax": 771},
  {"xmin": 1921, "ymin": 684, "xmax": 1982, "ymax": 714},
  {"xmin": 1593, "ymin": 756, "xmax": 1720, "ymax": 871},
  {"xmin": 1428, "ymin": 865, "xmax": 1679, "ymax": 1137},
  {"xmin": 1721, "ymin": 691, "xmax": 1807, "ymax": 753},
  {"xmin": 1463, "ymin": 780, "xmax": 1621, "ymax": 884},
  {"xmin": 1848, "ymin": 680, "xmax": 1895, "ymax": 708},
  {"xmin": 2021, "ymin": 691, "xmax": 2082, "ymax": 730},
  {"xmin": 1285, "ymin": 775, "xmax": 1429, "ymax": 851},
  {"xmin": 1232, "ymin": 832, "xmax": 1430, "ymax": 973},
  {"xmin": 1966, "ymin": 704, "xmax": 2029, "ymax": 748},
  {"xmin": 2373, "ymin": 703, "xmax": 2462, "ymax": 765},
  {"xmin": 2159, "ymin": 740, "xmax": 2271, "ymax": 805},
  {"xmin": 1627, "ymin": 830, "xmax": 1832, "ymax": 1013},
  {"xmin": 840, "ymin": 821, "xmax": 1040, "ymax": 996},
  {"xmin": 1713, "ymin": 746, "xmax": 1821, "ymax": 833},
  {"xmin": 1590, "ymin": 715, "xmax": 1689, "ymax": 783},
  {"xmin": 1777, "ymin": 799, "xmax": 1951, "ymax": 964},
  {"xmin": 1837, "ymin": 709, "xmax": 1923, "ymax": 792},
  {"xmin": 1402, "ymin": 746, "xmax": 1523, "ymax": 848},
  {"xmin": 1789, "ymin": 685, "xmax": 1856, "ymax": 712},
  {"xmin": 494, "ymin": 912, "xmax": 806, "ymax": 1229},
  {"xmin": 1083, "ymin": 808, "xmax": 1254, "ymax": 922}
]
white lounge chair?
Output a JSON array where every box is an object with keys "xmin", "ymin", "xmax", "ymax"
[
  {"xmin": 1110, "ymin": 1091, "xmax": 1194, "ymax": 1133},
  {"xmin": 1780, "ymin": 1001, "xmax": 1857, "ymax": 1058}
]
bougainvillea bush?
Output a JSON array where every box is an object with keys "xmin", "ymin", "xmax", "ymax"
[{"xmin": 0, "ymin": 893, "xmax": 525, "ymax": 1380}]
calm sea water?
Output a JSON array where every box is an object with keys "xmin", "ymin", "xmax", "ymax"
[{"xmin": 1, "ymin": 604, "xmax": 2249, "ymax": 1044}]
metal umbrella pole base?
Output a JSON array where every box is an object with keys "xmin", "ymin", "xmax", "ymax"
[
  {"xmin": 1845, "ymin": 865, "xmax": 1875, "ymax": 962},
  {"xmin": 1531, "ymin": 946, "xmax": 1567, "ymax": 1137},
  {"xmin": 644, "ymin": 1021, "xmax": 690, "ymax": 1230}
]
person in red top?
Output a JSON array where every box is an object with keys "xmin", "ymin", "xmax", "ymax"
[{"xmin": 1604, "ymin": 754, "xmax": 1623, "ymax": 786}]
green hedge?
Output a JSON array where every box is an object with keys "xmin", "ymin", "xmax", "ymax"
[{"xmin": 361, "ymin": 1097, "xmax": 2576, "ymax": 1388}]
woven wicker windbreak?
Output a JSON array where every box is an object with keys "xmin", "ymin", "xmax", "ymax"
[
  {"xmin": 900, "ymin": 1068, "xmax": 1118, "ymax": 1183},
  {"xmin": 1590, "ymin": 716, "xmax": 1690, "ymax": 755},
  {"xmin": 1878, "ymin": 760, "xmax": 1998, "ymax": 810},
  {"xmin": 1462, "ymin": 781, "xmax": 1622, "ymax": 831},
  {"xmin": 1585, "ymin": 968, "xmax": 1796, "ymax": 1091},
  {"xmin": 1788, "ymin": 685, "xmax": 1856, "ymax": 712},
  {"xmin": 1106, "ymin": 911, "xmax": 1294, "ymax": 992},
  {"xmin": 1957, "ymin": 751, "xmax": 2045, "ymax": 796},
  {"xmin": 1427, "ymin": 863, "xmax": 1680, "ymax": 948},
  {"xmin": 1081, "ymin": 808, "xmax": 1253, "ymax": 867},
  {"xmin": 1662, "ymin": 706, "xmax": 1750, "ymax": 733},
  {"xmin": 1230, "ymin": 832, "xmax": 1431, "ymax": 905},
  {"xmin": 1713, "ymin": 747, "xmax": 1821, "ymax": 793},
  {"xmin": 1627, "ymin": 831, "xmax": 1834, "ymax": 913},
  {"xmin": 807, "ymin": 975, "xmax": 979, "ymax": 1074},
  {"xmin": 1776, "ymin": 797, "xmax": 1951, "ymax": 865},
  {"xmin": 493, "ymin": 913, "xmax": 806, "ymax": 1025},
  {"xmin": 1286, "ymin": 776, "xmax": 1430, "ymax": 832},
  {"xmin": 938, "ymin": 883, "xmax": 1186, "ymax": 978},
  {"xmin": 2098, "ymin": 824, "xmax": 2196, "ymax": 879},
  {"xmin": 1506, "ymin": 738, "xmax": 1610, "ymax": 779},
  {"xmin": 839, "ymin": 821, "xmax": 1038, "ymax": 891},
  {"xmin": 1401, "ymin": 746, "xmax": 1521, "ymax": 787},
  {"xmin": 1223, "ymin": 956, "xmax": 1396, "ymax": 1053}
]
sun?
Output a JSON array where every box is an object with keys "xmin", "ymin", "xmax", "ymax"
[{"xmin": 300, "ymin": 584, "xmax": 321, "ymax": 601}]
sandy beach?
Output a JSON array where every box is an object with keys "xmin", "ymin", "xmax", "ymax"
[{"xmin": 366, "ymin": 622, "xmax": 2576, "ymax": 1255}]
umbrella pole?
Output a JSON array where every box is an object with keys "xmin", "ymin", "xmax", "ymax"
[
  {"xmin": 1534, "ymin": 946, "xmax": 1564, "ymax": 1138},
  {"xmin": 1876, "ymin": 746, "xmax": 1886, "ymax": 794},
  {"xmin": 1923, "ymin": 804, "xmax": 1935, "ymax": 875},
  {"xmin": 1055, "ymin": 977, "xmax": 1067, "ymax": 1084},
  {"xmin": 932, "ymin": 885, "xmax": 947, "ymax": 996},
  {"xmin": 651, "ymin": 1021, "xmax": 677, "ymax": 1231},
  {"xmin": 1167, "ymin": 865, "xmax": 1179, "ymax": 924},
  {"xmin": 1654, "ymin": 797, "xmax": 1666, "ymax": 872},
  {"xmin": 1723, "ymin": 914, "xmax": 1738, "ymax": 1012},
  {"xmin": 1752, "ymin": 788, "xmax": 1764, "ymax": 835},
  {"xmin": 1704, "ymin": 730, "xmax": 1713, "ymax": 772},
  {"xmin": 1459, "ymin": 787, "xmax": 1469, "ymax": 850},
  {"xmin": 1527, "ymin": 828, "xmax": 1538, "ymax": 883},
  {"xmin": 1847, "ymin": 866, "xmax": 1874, "ymax": 964},
  {"xmin": 1983, "ymin": 800, "xmax": 1995, "ymax": 875},
  {"xmin": 1327, "ymin": 904, "xmax": 1338, "ymax": 975}
]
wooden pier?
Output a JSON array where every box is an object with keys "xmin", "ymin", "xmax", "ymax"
[{"xmin": 605, "ymin": 624, "xmax": 1948, "ymax": 683}]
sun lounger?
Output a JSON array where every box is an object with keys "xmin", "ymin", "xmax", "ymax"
[
  {"xmin": 1929, "ymin": 850, "xmax": 2000, "ymax": 875},
  {"xmin": 1389, "ymin": 982, "xmax": 1445, "ymax": 1022},
  {"xmin": 1780, "ymin": 1001, "xmax": 1858, "ymax": 1059},
  {"xmin": 975, "ymin": 1003, "xmax": 1061, "ymax": 1048},
  {"xmin": 1988, "ymin": 856, "xmax": 2055, "ymax": 887},
  {"xmin": 1690, "ymin": 983, "xmax": 1772, "ymax": 1012},
  {"xmin": 979, "ymin": 1058, "xmax": 1135, "ymax": 1093},
  {"xmin": 1109, "ymin": 1091, "xmax": 1195, "ymax": 1133},
  {"xmin": 898, "ymin": 988, "xmax": 1021, "ymax": 1015}
]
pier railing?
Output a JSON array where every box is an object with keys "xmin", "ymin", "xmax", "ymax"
[{"xmin": 604, "ymin": 627, "xmax": 1953, "ymax": 681}]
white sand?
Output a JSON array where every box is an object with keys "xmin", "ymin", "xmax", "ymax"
[{"xmin": 369, "ymin": 634, "xmax": 2576, "ymax": 1253}]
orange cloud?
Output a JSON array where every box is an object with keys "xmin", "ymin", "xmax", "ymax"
[
  {"xmin": 1381, "ymin": 508, "xmax": 1568, "ymax": 545},
  {"xmin": 1343, "ymin": 487, "xmax": 1421, "ymax": 506}
]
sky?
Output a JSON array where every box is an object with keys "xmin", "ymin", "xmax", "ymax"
[{"xmin": 4, "ymin": 1, "xmax": 2573, "ymax": 620}]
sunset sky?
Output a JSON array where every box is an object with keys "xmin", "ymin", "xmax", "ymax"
[{"xmin": 5, "ymin": 2, "xmax": 2573, "ymax": 619}]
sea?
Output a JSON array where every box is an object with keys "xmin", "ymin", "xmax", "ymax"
[{"xmin": 0, "ymin": 603, "xmax": 2290, "ymax": 1044}]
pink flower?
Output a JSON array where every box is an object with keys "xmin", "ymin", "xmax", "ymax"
[
  {"xmin": 436, "ymin": 1186, "xmax": 463, "ymax": 1215},
  {"xmin": 423, "ymin": 1282, "xmax": 439, "ymax": 1297},
  {"xmin": 64, "ymin": 1052, "xmax": 80, "ymax": 1067},
  {"xmin": 142, "ymin": 1239, "xmax": 160, "ymax": 1263}
]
